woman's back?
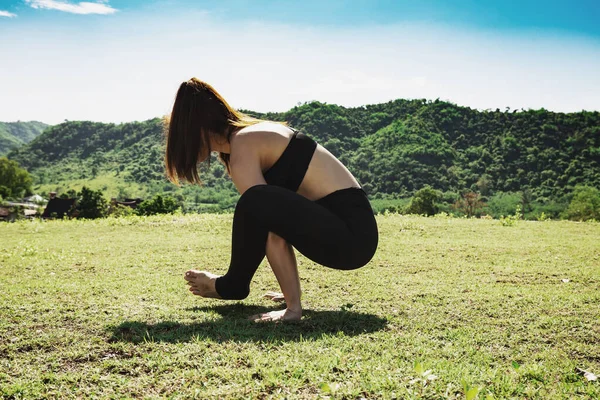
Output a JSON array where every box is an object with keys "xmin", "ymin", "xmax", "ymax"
[{"xmin": 233, "ymin": 122, "xmax": 361, "ymax": 200}]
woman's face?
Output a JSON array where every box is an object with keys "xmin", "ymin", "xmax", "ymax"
[
  {"xmin": 197, "ymin": 130, "xmax": 211, "ymax": 162},
  {"xmin": 198, "ymin": 147, "xmax": 210, "ymax": 163}
]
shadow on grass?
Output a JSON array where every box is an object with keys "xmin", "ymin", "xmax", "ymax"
[{"xmin": 108, "ymin": 304, "xmax": 387, "ymax": 343}]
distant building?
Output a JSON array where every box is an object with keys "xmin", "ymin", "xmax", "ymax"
[
  {"xmin": 0, "ymin": 205, "xmax": 37, "ymax": 222},
  {"xmin": 111, "ymin": 198, "xmax": 144, "ymax": 209},
  {"xmin": 41, "ymin": 192, "xmax": 76, "ymax": 219},
  {"xmin": 24, "ymin": 194, "xmax": 45, "ymax": 203},
  {"xmin": 1, "ymin": 198, "xmax": 40, "ymax": 221},
  {"xmin": 0, "ymin": 207, "xmax": 14, "ymax": 222}
]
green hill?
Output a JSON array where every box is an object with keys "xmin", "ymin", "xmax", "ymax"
[
  {"xmin": 269, "ymin": 100, "xmax": 600, "ymax": 201},
  {"xmin": 0, "ymin": 121, "xmax": 49, "ymax": 155},
  {"xmin": 6, "ymin": 100, "xmax": 600, "ymax": 215},
  {"xmin": 6, "ymin": 119, "xmax": 239, "ymax": 212}
]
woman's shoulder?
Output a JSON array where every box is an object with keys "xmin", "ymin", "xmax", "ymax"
[
  {"xmin": 236, "ymin": 121, "xmax": 292, "ymax": 136},
  {"xmin": 232, "ymin": 121, "xmax": 294, "ymax": 148},
  {"xmin": 229, "ymin": 121, "xmax": 298, "ymax": 173}
]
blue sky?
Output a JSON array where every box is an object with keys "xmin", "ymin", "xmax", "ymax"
[{"xmin": 1, "ymin": 0, "xmax": 599, "ymax": 124}]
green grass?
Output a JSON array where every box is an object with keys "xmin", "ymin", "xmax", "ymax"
[
  {"xmin": 1, "ymin": 214, "xmax": 599, "ymax": 399},
  {"xmin": 33, "ymin": 172, "xmax": 148, "ymax": 199}
]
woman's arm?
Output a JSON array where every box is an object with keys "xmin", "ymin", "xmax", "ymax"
[
  {"xmin": 228, "ymin": 132, "xmax": 267, "ymax": 194},
  {"xmin": 228, "ymin": 133, "xmax": 302, "ymax": 320}
]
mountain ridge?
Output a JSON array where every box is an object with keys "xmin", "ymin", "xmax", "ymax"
[
  {"xmin": 5, "ymin": 99, "xmax": 600, "ymax": 213},
  {"xmin": 0, "ymin": 121, "xmax": 50, "ymax": 156}
]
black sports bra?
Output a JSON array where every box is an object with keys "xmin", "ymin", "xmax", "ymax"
[{"xmin": 263, "ymin": 127, "xmax": 317, "ymax": 192}]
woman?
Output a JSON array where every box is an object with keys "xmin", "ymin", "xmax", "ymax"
[{"xmin": 166, "ymin": 78, "xmax": 378, "ymax": 322}]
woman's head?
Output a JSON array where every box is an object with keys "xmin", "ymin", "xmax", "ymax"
[{"xmin": 165, "ymin": 78, "xmax": 257, "ymax": 185}]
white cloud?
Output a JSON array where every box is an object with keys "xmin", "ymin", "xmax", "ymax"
[
  {"xmin": 0, "ymin": 10, "xmax": 17, "ymax": 17},
  {"xmin": 25, "ymin": 0, "xmax": 117, "ymax": 15}
]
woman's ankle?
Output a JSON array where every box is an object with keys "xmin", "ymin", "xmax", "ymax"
[{"xmin": 286, "ymin": 306, "xmax": 302, "ymax": 315}]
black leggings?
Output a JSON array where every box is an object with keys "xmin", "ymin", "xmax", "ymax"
[{"xmin": 215, "ymin": 185, "xmax": 379, "ymax": 300}]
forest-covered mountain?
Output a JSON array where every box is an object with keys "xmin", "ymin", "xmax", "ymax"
[
  {"xmin": 6, "ymin": 99, "xmax": 600, "ymax": 213},
  {"xmin": 0, "ymin": 121, "xmax": 49, "ymax": 156}
]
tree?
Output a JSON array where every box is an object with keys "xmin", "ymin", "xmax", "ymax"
[
  {"xmin": 136, "ymin": 194, "xmax": 179, "ymax": 216},
  {"xmin": 0, "ymin": 157, "xmax": 32, "ymax": 199},
  {"xmin": 563, "ymin": 186, "xmax": 600, "ymax": 221},
  {"xmin": 476, "ymin": 174, "xmax": 493, "ymax": 196},
  {"xmin": 454, "ymin": 192, "xmax": 486, "ymax": 217},
  {"xmin": 75, "ymin": 186, "xmax": 108, "ymax": 219},
  {"xmin": 520, "ymin": 189, "xmax": 534, "ymax": 215},
  {"xmin": 404, "ymin": 186, "xmax": 441, "ymax": 216}
]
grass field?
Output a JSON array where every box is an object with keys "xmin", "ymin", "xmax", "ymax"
[
  {"xmin": 1, "ymin": 214, "xmax": 599, "ymax": 399},
  {"xmin": 34, "ymin": 173, "xmax": 148, "ymax": 200}
]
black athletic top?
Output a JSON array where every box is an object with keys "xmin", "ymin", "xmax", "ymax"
[{"xmin": 262, "ymin": 127, "xmax": 317, "ymax": 192}]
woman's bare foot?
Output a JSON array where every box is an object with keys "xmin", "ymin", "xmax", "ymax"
[
  {"xmin": 249, "ymin": 308, "xmax": 302, "ymax": 322},
  {"xmin": 263, "ymin": 291, "xmax": 285, "ymax": 302},
  {"xmin": 184, "ymin": 270, "xmax": 222, "ymax": 299}
]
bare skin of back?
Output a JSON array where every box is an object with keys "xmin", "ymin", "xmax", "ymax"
[{"xmin": 184, "ymin": 122, "xmax": 361, "ymax": 322}]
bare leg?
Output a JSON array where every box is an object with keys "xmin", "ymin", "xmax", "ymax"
[{"xmin": 250, "ymin": 232, "xmax": 302, "ymax": 322}]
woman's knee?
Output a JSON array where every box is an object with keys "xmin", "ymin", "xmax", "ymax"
[
  {"xmin": 215, "ymin": 277, "xmax": 250, "ymax": 300},
  {"xmin": 236, "ymin": 184, "xmax": 270, "ymax": 212},
  {"xmin": 267, "ymin": 231, "xmax": 288, "ymax": 249}
]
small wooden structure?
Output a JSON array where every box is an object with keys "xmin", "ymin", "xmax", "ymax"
[{"xmin": 41, "ymin": 193, "xmax": 76, "ymax": 219}]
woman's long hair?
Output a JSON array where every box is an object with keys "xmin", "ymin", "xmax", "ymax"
[{"xmin": 165, "ymin": 78, "xmax": 272, "ymax": 185}]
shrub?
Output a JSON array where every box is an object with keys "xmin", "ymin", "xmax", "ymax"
[
  {"xmin": 530, "ymin": 198, "xmax": 568, "ymax": 219},
  {"xmin": 404, "ymin": 186, "xmax": 441, "ymax": 216},
  {"xmin": 109, "ymin": 204, "xmax": 136, "ymax": 218},
  {"xmin": 500, "ymin": 205, "xmax": 523, "ymax": 226},
  {"xmin": 487, "ymin": 192, "xmax": 521, "ymax": 219},
  {"xmin": 536, "ymin": 212, "xmax": 550, "ymax": 221},
  {"xmin": 136, "ymin": 194, "xmax": 179, "ymax": 216},
  {"xmin": 563, "ymin": 186, "xmax": 600, "ymax": 221}
]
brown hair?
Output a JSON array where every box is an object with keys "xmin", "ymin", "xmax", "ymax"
[{"xmin": 165, "ymin": 78, "xmax": 274, "ymax": 185}]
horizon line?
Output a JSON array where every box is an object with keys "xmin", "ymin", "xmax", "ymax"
[{"xmin": 3, "ymin": 97, "xmax": 599, "ymax": 126}]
